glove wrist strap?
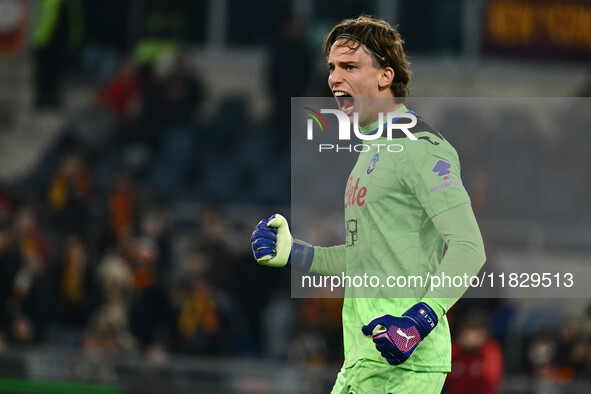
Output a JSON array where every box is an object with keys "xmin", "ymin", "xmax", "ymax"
[
  {"xmin": 403, "ymin": 302, "xmax": 438, "ymax": 338},
  {"xmin": 286, "ymin": 240, "xmax": 314, "ymax": 271}
]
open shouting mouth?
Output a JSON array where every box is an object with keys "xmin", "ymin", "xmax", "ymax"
[{"xmin": 334, "ymin": 91, "xmax": 354, "ymax": 114}]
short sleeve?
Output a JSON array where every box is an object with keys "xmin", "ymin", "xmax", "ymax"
[{"xmin": 400, "ymin": 133, "xmax": 471, "ymax": 218}]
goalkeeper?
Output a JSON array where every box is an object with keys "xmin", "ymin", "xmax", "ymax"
[{"xmin": 251, "ymin": 15, "xmax": 486, "ymax": 393}]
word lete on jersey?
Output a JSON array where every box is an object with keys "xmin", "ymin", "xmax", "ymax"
[{"xmin": 344, "ymin": 176, "xmax": 367, "ymax": 210}]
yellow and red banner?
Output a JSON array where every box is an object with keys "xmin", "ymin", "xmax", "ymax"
[{"xmin": 485, "ymin": 0, "xmax": 591, "ymax": 61}]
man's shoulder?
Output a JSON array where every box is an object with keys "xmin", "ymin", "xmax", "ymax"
[
  {"xmin": 410, "ymin": 116, "xmax": 447, "ymax": 146},
  {"xmin": 401, "ymin": 117, "xmax": 457, "ymax": 161},
  {"xmin": 390, "ymin": 112, "xmax": 448, "ymax": 147}
]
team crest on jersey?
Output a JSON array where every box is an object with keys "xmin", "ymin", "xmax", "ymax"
[{"xmin": 367, "ymin": 153, "xmax": 380, "ymax": 174}]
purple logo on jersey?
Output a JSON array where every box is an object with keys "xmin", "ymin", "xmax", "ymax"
[{"xmin": 432, "ymin": 160, "xmax": 451, "ymax": 180}]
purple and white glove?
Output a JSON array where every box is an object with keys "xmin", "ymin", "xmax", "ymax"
[{"xmin": 362, "ymin": 302, "xmax": 438, "ymax": 365}]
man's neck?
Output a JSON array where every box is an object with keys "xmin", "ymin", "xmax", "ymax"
[
  {"xmin": 364, "ymin": 101, "xmax": 403, "ymax": 124},
  {"xmin": 359, "ymin": 102, "xmax": 407, "ymax": 135}
]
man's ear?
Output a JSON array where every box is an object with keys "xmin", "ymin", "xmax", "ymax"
[{"xmin": 378, "ymin": 67, "xmax": 395, "ymax": 89}]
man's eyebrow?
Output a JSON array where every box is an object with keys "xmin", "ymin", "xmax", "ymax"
[{"xmin": 327, "ymin": 60, "xmax": 360, "ymax": 68}]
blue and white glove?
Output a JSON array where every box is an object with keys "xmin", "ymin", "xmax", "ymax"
[
  {"xmin": 361, "ymin": 302, "xmax": 438, "ymax": 365},
  {"xmin": 250, "ymin": 214, "xmax": 314, "ymax": 270}
]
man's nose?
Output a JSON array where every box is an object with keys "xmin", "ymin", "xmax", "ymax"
[{"xmin": 329, "ymin": 68, "xmax": 343, "ymax": 86}]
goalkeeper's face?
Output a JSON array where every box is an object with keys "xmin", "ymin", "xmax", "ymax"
[{"xmin": 327, "ymin": 39, "xmax": 395, "ymax": 126}]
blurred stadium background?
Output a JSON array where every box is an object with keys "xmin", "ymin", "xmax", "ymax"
[{"xmin": 0, "ymin": 0, "xmax": 590, "ymax": 393}]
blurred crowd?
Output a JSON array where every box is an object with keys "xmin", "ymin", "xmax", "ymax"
[
  {"xmin": 0, "ymin": 177, "xmax": 345, "ymax": 364},
  {"xmin": 0, "ymin": 0, "xmax": 590, "ymax": 392}
]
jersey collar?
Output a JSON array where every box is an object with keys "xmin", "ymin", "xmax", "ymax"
[{"xmin": 359, "ymin": 104, "xmax": 415, "ymax": 135}]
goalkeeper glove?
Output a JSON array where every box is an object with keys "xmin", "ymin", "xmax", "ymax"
[
  {"xmin": 250, "ymin": 214, "xmax": 314, "ymax": 270},
  {"xmin": 361, "ymin": 302, "xmax": 438, "ymax": 365}
]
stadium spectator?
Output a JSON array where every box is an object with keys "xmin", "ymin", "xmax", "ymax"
[
  {"xmin": 527, "ymin": 328, "xmax": 560, "ymax": 393},
  {"xmin": 105, "ymin": 57, "xmax": 142, "ymax": 125},
  {"xmin": 49, "ymin": 235, "xmax": 95, "ymax": 345},
  {"xmin": 95, "ymin": 251, "xmax": 133, "ymax": 314},
  {"xmin": 171, "ymin": 249, "xmax": 246, "ymax": 356},
  {"xmin": 137, "ymin": 205, "xmax": 174, "ymax": 281},
  {"xmin": 125, "ymin": 234, "xmax": 175, "ymax": 354},
  {"xmin": 82, "ymin": 303, "xmax": 136, "ymax": 353},
  {"xmin": 444, "ymin": 310, "xmax": 503, "ymax": 394},
  {"xmin": 525, "ymin": 319, "xmax": 591, "ymax": 392},
  {"xmin": 150, "ymin": 54, "xmax": 204, "ymax": 129},
  {"xmin": 102, "ymin": 171, "xmax": 140, "ymax": 252},
  {"xmin": 47, "ymin": 152, "xmax": 92, "ymax": 240},
  {"xmin": 289, "ymin": 296, "xmax": 344, "ymax": 365},
  {"xmin": 4, "ymin": 207, "xmax": 53, "ymax": 344}
]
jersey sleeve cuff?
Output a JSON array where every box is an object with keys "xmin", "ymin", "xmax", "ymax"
[
  {"xmin": 419, "ymin": 298, "xmax": 447, "ymax": 319},
  {"xmin": 286, "ymin": 239, "xmax": 314, "ymax": 271}
]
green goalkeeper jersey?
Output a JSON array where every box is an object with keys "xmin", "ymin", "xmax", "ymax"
[{"xmin": 311, "ymin": 105, "xmax": 473, "ymax": 372}]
